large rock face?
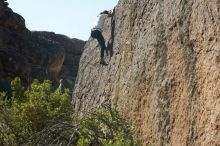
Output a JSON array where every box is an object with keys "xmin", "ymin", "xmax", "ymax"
[
  {"xmin": 73, "ymin": 0, "xmax": 220, "ymax": 145},
  {"xmin": 0, "ymin": 0, "xmax": 85, "ymax": 85}
]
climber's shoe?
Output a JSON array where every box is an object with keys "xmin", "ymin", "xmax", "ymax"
[{"xmin": 100, "ymin": 57, "xmax": 108, "ymax": 66}]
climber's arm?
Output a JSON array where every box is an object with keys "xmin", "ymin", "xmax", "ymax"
[
  {"xmin": 107, "ymin": 9, "xmax": 115, "ymax": 17},
  {"xmin": 108, "ymin": 13, "xmax": 113, "ymax": 17}
]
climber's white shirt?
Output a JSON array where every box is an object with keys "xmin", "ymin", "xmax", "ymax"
[{"xmin": 92, "ymin": 14, "xmax": 108, "ymax": 32}]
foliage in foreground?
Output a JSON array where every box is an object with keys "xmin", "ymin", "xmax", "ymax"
[
  {"xmin": 0, "ymin": 77, "xmax": 71, "ymax": 146},
  {"xmin": 31, "ymin": 107, "xmax": 140, "ymax": 146},
  {"xmin": 0, "ymin": 77, "xmax": 140, "ymax": 146}
]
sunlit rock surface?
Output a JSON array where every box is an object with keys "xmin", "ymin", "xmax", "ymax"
[{"xmin": 73, "ymin": 0, "xmax": 220, "ymax": 145}]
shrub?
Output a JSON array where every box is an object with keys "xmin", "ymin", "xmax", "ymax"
[
  {"xmin": 0, "ymin": 78, "xmax": 140, "ymax": 146},
  {"xmin": 31, "ymin": 107, "xmax": 140, "ymax": 146},
  {"xmin": 0, "ymin": 78, "xmax": 71, "ymax": 145}
]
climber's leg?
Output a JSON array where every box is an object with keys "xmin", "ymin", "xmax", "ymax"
[{"xmin": 91, "ymin": 30, "xmax": 108, "ymax": 65}]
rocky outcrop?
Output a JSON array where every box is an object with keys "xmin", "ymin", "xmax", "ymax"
[
  {"xmin": 0, "ymin": 0, "xmax": 85, "ymax": 86},
  {"xmin": 0, "ymin": 0, "xmax": 64, "ymax": 83},
  {"xmin": 73, "ymin": 0, "xmax": 220, "ymax": 145},
  {"xmin": 32, "ymin": 31, "xmax": 85, "ymax": 86}
]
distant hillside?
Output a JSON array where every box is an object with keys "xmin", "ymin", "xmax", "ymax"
[
  {"xmin": 0, "ymin": 0, "xmax": 85, "ymax": 90},
  {"xmin": 32, "ymin": 31, "xmax": 85, "ymax": 88}
]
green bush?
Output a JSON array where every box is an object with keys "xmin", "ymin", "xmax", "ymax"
[
  {"xmin": 0, "ymin": 78, "xmax": 140, "ymax": 146},
  {"xmin": 0, "ymin": 77, "xmax": 71, "ymax": 145},
  {"xmin": 31, "ymin": 107, "xmax": 140, "ymax": 146}
]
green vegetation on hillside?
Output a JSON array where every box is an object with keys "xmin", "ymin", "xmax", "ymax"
[{"xmin": 0, "ymin": 78, "xmax": 140, "ymax": 146}]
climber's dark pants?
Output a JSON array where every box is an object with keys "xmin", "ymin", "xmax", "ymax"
[{"xmin": 91, "ymin": 30, "xmax": 106, "ymax": 58}]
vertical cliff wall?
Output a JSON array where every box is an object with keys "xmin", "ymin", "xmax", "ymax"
[{"xmin": 73, "ymin": 0, "xmax": 220, "ymax": 145}]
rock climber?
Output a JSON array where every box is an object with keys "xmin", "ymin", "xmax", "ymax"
[{"xmin": 91, "ymin": 10, "xmax": 113, "ymax": 65}]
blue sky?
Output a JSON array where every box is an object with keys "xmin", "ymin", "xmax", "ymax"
[{"xmin": 7, "ymin": 0, "xmax": 118, "ymax": 40}]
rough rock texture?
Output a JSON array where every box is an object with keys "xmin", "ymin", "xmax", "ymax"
[
  {"xmin": 73, "ymin": 0, "xmax": 220, "ymax": 145},
  {"xmin": 0, "ymin": 0, "xmax": 85, "ymax": 86}
]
